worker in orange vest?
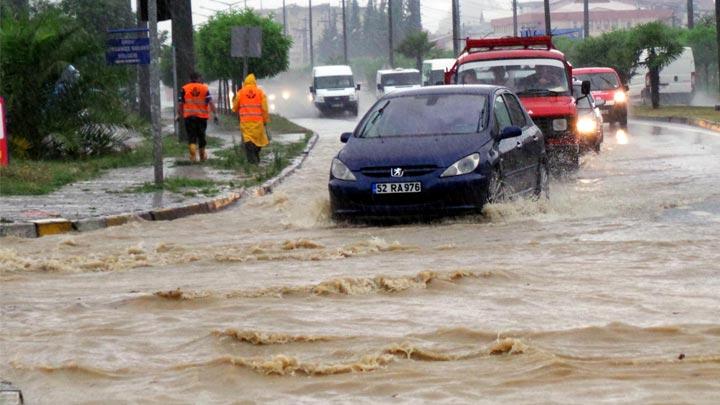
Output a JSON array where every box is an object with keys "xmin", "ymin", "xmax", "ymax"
[
  {"xmin": 232, "ymin": 73, "xmax": 269, "ymax": 164},
  {"xmin": 177, "ymin": 72, "xmax": 218, "ymax": 162}
]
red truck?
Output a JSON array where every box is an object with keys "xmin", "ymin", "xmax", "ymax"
[{"xmin": 445, "ymin": 36, "xmax": 588, "ymax": 170}]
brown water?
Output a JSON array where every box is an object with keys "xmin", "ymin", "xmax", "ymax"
[{"xmin": 2, "ymin": 119, "xmax": 720, "ymax": 403}]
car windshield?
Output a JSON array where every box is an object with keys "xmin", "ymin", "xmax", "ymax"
[
  {"xmin": 381, "ymin": 72, "xmax": 420, "ymax": 86},
  {"xmin": 315, "ymin": 75, "xmax": 354, "ymax": 89},
  {"xmin": 458, "ymin": 58, "xmax": 570, "ymax": 96},
  {"xmin": 575, "ymin": 73, "xmax": 619, "ymax": 90},
  {"xmin": 357, "ymin": 93, "xmax": 487, "ymax": 138}
]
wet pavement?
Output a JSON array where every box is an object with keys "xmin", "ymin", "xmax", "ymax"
[
  {"xmin": 0, "ymin": 125, "xmax": 306, "ymax": 224},
  {"xmin": 1, "ymin": 114, "xmax": 720, "ymax": 403}
]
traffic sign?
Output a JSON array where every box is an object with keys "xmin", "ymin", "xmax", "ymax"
[
  {"xmin": 106, "ymin": 37, "xmax": 150, "ymax": 65},
  {"xmin": 0, "ymin": 96, "xmax": 8, "ymax": 166}
]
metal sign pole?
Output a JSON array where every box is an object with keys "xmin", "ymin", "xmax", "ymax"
[{"xmin": 149, "ymin": 0, "xmax": 163, "ymax": 185}]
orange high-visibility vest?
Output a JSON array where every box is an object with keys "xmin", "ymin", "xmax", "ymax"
[
  {"xmin": 181, "ymin": 83, "xmax": 210, "ymax": 119},
  {"xmin": 237, "ymin": 86, "xmax": 265, "ymax": 123}
]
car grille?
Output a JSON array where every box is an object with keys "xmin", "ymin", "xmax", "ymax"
[
  {"xmin": 325, "ymin": 96, "xmax": 349, "ymax": 103},
  {"xmin": 532, "ymin": 116, "xmax": 575, "ymax": 139},
  {"xmin": 360, "ymin": 165, "xmax": 438, "ymax": 178}
]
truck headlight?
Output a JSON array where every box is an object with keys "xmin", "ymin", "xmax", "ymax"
[
  {"xmin": 331, "ymin": 158, "xmax": 356, "ymax": 181},
  {"xmin": 576, "ymin": 117, "xmax": 596, "ymax": 134},
  {"xmin": 441, "ymin": 153, "xmax": 480, "ymax": 177},
  {"xmin": 614, "ymin": 91, "xmax": 626, "ymax": 103},
  {"xmin": 553, "ymin": 118, "xmax": 568, "ymax": 131},
  {"xmin": 315, "ymin": 95, "xmax": 324, "ymax": 103},
  {"xmin": 281, "ymin": 90, "xmax": 291, "ymax": 100},
  {"xmin": 349, "ymin": 93, "xmax": 357, "ymax": 101}
]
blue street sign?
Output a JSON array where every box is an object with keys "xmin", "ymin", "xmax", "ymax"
[{"xmin": 106, "ymin": 37, "xmax": 150, "ymax": 65}]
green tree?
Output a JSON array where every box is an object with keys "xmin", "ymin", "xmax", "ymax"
[
  {"xmin": 396, "ymin": 30, "xmax": 436, "ymax": 71},
  {"xmin": 572, "ymin": 29, "xmax": 640, "ymax": 85},
  {"xmin": 0, "ymin": 6, "xmax": 142, "ymax": 158},
  {"xmin": 682, "ymin": 21, "xmax": 717, "ymax": 91},
  {"xmin": 195, "ymin": 9, "xmax": 292, "ymax": 83},
  {"xmin": 633, "ymin": 21, "xmax": 684, "ymax": 108}
]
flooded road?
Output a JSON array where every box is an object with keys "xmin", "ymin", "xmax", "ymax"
[{"xmin": 2, "ymin": 116, "xmax": 720, "ymax": 403}]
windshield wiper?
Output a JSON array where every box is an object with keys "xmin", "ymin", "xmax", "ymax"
[
  {"xmin": 517, "ymin": 88, "xmax": 562, "ymax": 96},
  {"xmin": 358, "ymin": 100, "xmax": 391, "ymax": 138}
]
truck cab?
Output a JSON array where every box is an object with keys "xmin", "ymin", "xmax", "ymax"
[
  {"xmin": 445, "ymin": 36, "xmax": 584, "ymax": 169},
  {"xmin": 309, "ymin": 65, "xmax": 361, "ymax": 116},
  {"xmin": 376, "ymin": 68, "xmax": 421, "ymax": 98}
]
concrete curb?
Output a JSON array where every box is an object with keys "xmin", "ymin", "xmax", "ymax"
[
  {"xmin": 0, "ymin": 132, "xmax": 319, "ymax": 239},
  {"xmin": 633, "ymin": 116, "xmax": 720, "ymax": 133}
]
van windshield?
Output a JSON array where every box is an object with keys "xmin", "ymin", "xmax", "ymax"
[
  {"xmin": 315, "ymin": 75, "xmax": 354, "ymax": 89},
  {"xmin": 381, "ymin": 72, "xmax": 420, "ymax": 86},
  {"xmin": 458, "ymin": 58, "xmax": 570, "ymax": 96},
  {"xmin": 575, "ymin": 73, "xmax": 619, "ymax": 90},
  {"xmin": 357, "ymin": 93, "xmax": 487, "ymax": 138}
]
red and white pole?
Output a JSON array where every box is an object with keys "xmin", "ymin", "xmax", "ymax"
[{"xmin": 0, "ymin": 97, "xmax": 8, "ymax": 167}]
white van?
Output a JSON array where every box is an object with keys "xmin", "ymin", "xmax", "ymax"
[
  {"xmin": 629, "ymin": 47, "xmax": 695, "ymax": 104},
  {"xmin": 309, "ymin": 65, "xmax": 360, "ymax": 116},
  {"xmin": 421, "ymin": 58, "xmax": 455, "ymax": 86},
  {"xmin": 375, "ymin": 68, "xmax": 421, "ymax": 97}
]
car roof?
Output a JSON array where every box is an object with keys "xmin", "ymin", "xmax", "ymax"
[
  {"xmin": 573, "ymin": 67, "xmax": 618, "ymax": 75},
  {"xmin": 377, "ymin": 68, "xmax": 420, "ymax": 75},
  {"xmin": 382, "ymin": 84, "xmax": 501, "ymax": 99},
  {"xmin": 313, "ymin": 65, "xmax": 353, "ymax": 77}
]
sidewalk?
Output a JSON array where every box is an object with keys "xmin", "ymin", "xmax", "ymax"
[{"xmin": 0, "ymin": 123, "xmax": 316, "ymax": 238}]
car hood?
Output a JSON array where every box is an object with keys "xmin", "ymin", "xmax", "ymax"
[
  {"xmin": 338, "ymin": 134, "xmax": 491, "ymax": 170},
  {"xmin": 519, "ymin": 95, "xmax": 576, "ymax": 118}
]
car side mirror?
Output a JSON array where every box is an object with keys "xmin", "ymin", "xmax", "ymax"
[
  {"xmin": 377, "ymin": 84, "xmax": 383, "ymax": 91},
  {"xmin": 581, "ymin": 80, "xmax": 591, "ymax": 95},
  {"xmin": 340, "ymin": 132, "xmax": 352, "ymax": 143},
  {"xmin": 499, "ymin": 126, "xmax": 522, "ymax": 140},
  {"xmin": 309, "ymin": 86, "xmax": 315, "ymax": 94},
  {"xmin": 356, "ymin": 84, "xmax": 361, "ymax": 91}
]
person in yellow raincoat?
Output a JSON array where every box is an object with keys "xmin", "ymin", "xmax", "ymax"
[{"xmin": 232, "ymin": 74, "xmax": 269, "ymax": 164}]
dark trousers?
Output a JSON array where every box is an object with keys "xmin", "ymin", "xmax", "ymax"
[
  {"xmin": 244, "ymin": 142, "xmax": 261, "ymax": 164},
  {"xmin": 184, "ymin": 116, "xmax": 207, "ymax": 148}
]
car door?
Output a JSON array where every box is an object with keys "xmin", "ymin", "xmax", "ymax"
[
  {"xmin": 493, "ymin": 94, "xmax": 524, "ymax": 190},
  {"xmin": 502, "ymin": 92, "xmax": 539, "ymax": 192}
]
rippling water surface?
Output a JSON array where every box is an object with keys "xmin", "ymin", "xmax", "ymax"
[{"xmin": 2, "ymin": 119, "xmax": 720, "ymax": 403}]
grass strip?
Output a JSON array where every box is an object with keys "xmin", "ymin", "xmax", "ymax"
[{"xmin": 631, "ymin": 105, "xmax": 720, "ymax": 123}]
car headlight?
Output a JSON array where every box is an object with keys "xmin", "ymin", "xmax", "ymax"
[
  {"xmin": 331, "ymin": 158, "xmax": 356, "ymax": 181},
  {"xmin": 553, "ymin": 118, "xmax": 567, "ymax": 131},
  {"xmin": 315, "ymin": 95, "xmax": 324, "ymax": 103},
  {"xmin": 268, "ymin": 93, "xmax": 277, "ymax": 101},
  {"xmin": 281, "ymin": 90, "xmax": 290, "ymax": 100},
  {"xmin": 614, "ymin": 91, "xmax": 626, "ymax": 103},
  {"xmin": 348, "ymin": 93, "xmax": 357, "ymax": 101},
  {"xmin": 576, "ymin": 117, "xmax": 596, "ymax": 134},
  {"xmin": 441, "ymin": 153, "xmax": 480, "ymax": 178}
]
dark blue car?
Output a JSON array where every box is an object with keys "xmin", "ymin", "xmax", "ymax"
[{"xmin": 328, "ymin": 85, "xmax": 549, "ymax": 219}]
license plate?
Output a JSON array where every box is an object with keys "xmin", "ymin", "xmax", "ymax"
[
  {"xmin": 373, "ymin": 182, "xmax": 422, "ymax": 194},
  {"xmin": 331, "ymin": 103, "xmax": 343, "ymax": 108}
]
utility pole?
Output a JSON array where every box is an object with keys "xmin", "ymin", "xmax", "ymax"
[
  {"xmin": 294, "ymin": 19, "xmax": 309, "ymax": 65},
  {"xmin": 687, "ymin": 0, "xmax": 694, "ymax": 29},
  {"xmin": 716, "ymin": 0, "xmax": 720, "ymax": 95},
  {"xmin": 342, "ymin": 0, "xmax": 348, "ymax": 64},
  {"xmin": 583, "ymin": 0, "xmax": 590, "ymax": 38},
  {"xmin": 389, "ymin": 0, "xmax": 394, "ymax": 67},
  {"xmin": 172, "ymin": 0, "xmax": 195, "ymax": 142},
  {"xmin": 544, "ymin": 0, "xmax": 551, "ymax": 36},
  {"xmin": 309, "ymin": 0, "xmax": 314, "ymax": 67},
  {"xmin": 452, "ymin": 0, "xmax": 460, "ymax": 55},
  {"xmin": 283, "ymin": 0, "xmax": 287, "ymax": 36},
  {"xmin": 512, "ymin": 0, "xmax": 518, "ymax": 37},
  {"xmin": 148, "ymin": 0, "xmax": 163, "ymax": 185},
  {"xmin": 136, "ymin": 0, "xmax": 151, "ymax": 122}
]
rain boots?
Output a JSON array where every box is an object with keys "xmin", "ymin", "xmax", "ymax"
[
  {"xmin": 199, "ymin": 148, "xmax": 207, "ymax": 161},
  {"xmin": 188, "ymin": 143, "xmax": 198, "ymax": 162}
]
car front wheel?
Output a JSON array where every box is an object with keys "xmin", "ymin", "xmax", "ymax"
[
  {"xmin": 487, "ymin": 168, "xmax": 512, "ymax": 203},
  {"xmin": 533, "ymin": 160, "xmax": 550, "ymax": 200}
]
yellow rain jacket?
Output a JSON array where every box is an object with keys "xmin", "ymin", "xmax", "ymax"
[{"xmin": 232, "ymin": 74, "xmax": 270, "ymax": 147}]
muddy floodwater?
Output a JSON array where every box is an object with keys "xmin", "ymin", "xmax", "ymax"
[{"xmin": 2, "ymin": 117, "xmax": 720, "ymax": 403}]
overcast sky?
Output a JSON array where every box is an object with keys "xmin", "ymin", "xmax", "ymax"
[{"xmin": 177, "ymin": 0, "xmax": 511, "ymax": 34}]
